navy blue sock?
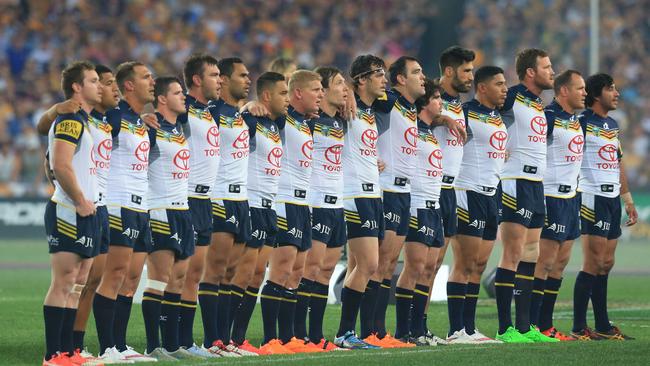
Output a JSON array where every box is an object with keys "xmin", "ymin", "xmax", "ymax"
[
  {"xmin": 92, "ymin": 293, "xmax": 116, "ymax": 353},
  {"xmin": 278, "ymin": 288, "xmax": 297, "ymax": 343},
  {"xmin": 228, "ymin": 285, "xmax": 245, "ymax": 338},
  {"xmin": 141, "ymin": 291, "xmax": 162, "ymax": 354},
  {"xmin": 394, "ymin": 287, "xmax": 414, "ymax": 339},
  {"xmin": 373, "ymin": 278, "xmax": 392, "ymax": 338},
  {"xmin": 231, "ymin": 287, "xmax": 259, "ymax": 345},
  {"xmin": 198, "ymin": 282, "xmax": 219, "ymax": 348},
  {"xmin": 422, "ymin": 313, "xmax": 429, "ymax": 334},
  {"xmin": 73, "ymin": 330, "xmax": 85, "ymax": 351},
  {"xmin": 572, "ymin": 271, "xmax": 595, "ymax": 332},
  {"xmin": 59, "ymin": 308, "xmax": 77, "ymax": 354},
  {"xmin": 161, "ymin": 292, "xmax": 181, "ymax": 352},
  {"xmin": 308, "ymin": 281, "xmax": 329, "ymax": 342},
  {"xmin": 113, "ymin": 295, "xmax": 133, "ymax": 352},
  {"xmin": 336, "ymin": 286, "xmax": 364, "ymax": 337},
  {"xmin": 538, "ymin": 277, "xmax": 562, "ymax": 331},
  {"xmin": 410, "ymin": 284, "xmax": 429, "ymax": 337},
  {"xmin": 514, "ymin": 261, "xmax": 535, "ymax": 333},
  {"xmin": 178, "ymin": 300, "xmax": 197, "ymax": 348},
  {"xmin": 529, "ymin": 277, "xmax": 545, "ymax": 327},
  {"xmin": 294, "ymin": 279, "xmax": 313, "ymax": 340},
  {"xmin": 260, "ymin": 281, "xmax": 283, "ymax": 344},
  {"xmin": 447, "ymin": 282, "xmax": 466, "ymax": 336},
  {"xmin": 592, "ymin": 274, "xmax": 612, "ymax": 332},
  {"xmin": 216, "ymin": 284, "xmax": 231, "ymax": 342},
  {"xmin": 495, "ymin": 268, "xmax": 516, "ymax": 334},
  {"xmin": 44, "ymin": 305, "xmax": 65, "ymax": 360},
  {"xmin": 359, "ymin": 280, "xmax": 379, "ymax": 339},
  {"xmin": 463, "ymin": 282, "xmax": 480, "ymax": 335}
]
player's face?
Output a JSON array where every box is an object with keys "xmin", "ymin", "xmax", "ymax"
[
  {"xmin": 364, "ymin": 66, "xmax": 387, "ymax": 99},
  {"xmin": 201, "ymin": 64, "xmax": 222, "ymax": 101},
  {"xmin": 598, "ymin": 83, "xmax": 620, "ymax": 111},
  {"xmin": 133, "ymin": 65, "xmax": 155, "ymax": 103},
  {"xmin": 533, "ymin": 56, "xmax": 554, "ymax": 90},
  {"xmin": 566, "ymin": 74, "xmax": 587, "ymax": 110},
  {"xmin": 269, "ymin": 80, "xmax": 290, "ymax": 117},
  {"xmin": 403, "ymin": 60, "xmax": 426, "ymax": 99},
  {"xmin": 226, "ymin": 63, "xmax": 251, "ymax": 101},
  {"xmin": 326, "ymin": 73, "xmax": 348, "ymax": 109},
  {"xmin": 165, "ymin": 82, "xmax": 187, "ymax": 115},
  {"xmin": 300, "ymin": 80, "xmax": 324, "ymax": 115},
  {"xmin": 99, "ymin": 72, "xmax": 120, "ymax": 109},
  {"xmin": 452, "ymin": 61, "xmax": 474, "ymax": 93},
  {"xmin": 485, "ymin": 73, "xmax": 508, "ymax": 108},
  {"xmin": 424, "ymin": 91, "xmax": 443, "ymax": 118},
  {"xmin": 80, "ymin": 69, "xmax": 102, "ymax": 106}
]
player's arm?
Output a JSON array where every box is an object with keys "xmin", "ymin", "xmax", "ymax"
[
  {"xmin": 240, "ymin": 100, "xmax": 270, "ymax": 117},
  {"xmin": 619, "ymin": 159, "xmax": 637, "ymax": 226},
  {"xmin": 37, "ymin": 100, "xmax": 82, "ymax": 135},
  {"xmin": 431, "ymin": 114, "xmax": 467, "ymax": 142}
]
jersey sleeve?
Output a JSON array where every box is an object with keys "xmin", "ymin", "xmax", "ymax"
[
  {"xmin": 148, "ymin": 127, "xmax": 158, "ymax": 147},
  {"xmin": 105, "ymin": 108, "xmax": 122, "ymax": 137},
  {"xmin": 579, "ymin": 114, "xmax": 588, "ymax": 137},
  {"xmin": 208, "ymin": 99, "xmax": 225, "ymax": 120},
  {"xmin": 276, "ymin": 115, "xmax": 287, "ymax": 130},
  {"xmin": 500, "ymin": 87, "xmax": 516, "ymax": 114},
  {"xmin": 544, "ymin": 109, "xmax": 555, "ymax": 137},
  {"xmin": 462, "ymin": 104, "xmax": 474, "ymax": 144},
  {"xmin": 53, "ymin": 114, "xmax": 85, "ymax": 146},
  {"xmin": 177, "ymin": 111, "xmax": 188, "ymax": 125},
  {"xmin": 372, "ymin": 90, "xmax": 398, "ymax": 114},
  {"xmin": 243, "ymin": 113, "xmax": 257, "ymax": 138}
]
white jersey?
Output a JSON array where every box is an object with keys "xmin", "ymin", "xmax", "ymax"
[
  {"xmin": 276, "ymin": 106, "xmax": 314, "ymax": 205},
  {"xmin": 434, "ymin": 92, "xmax": 465, "ymax": 187},
  {"xmin": 543, "ymin": 101, "xmax": 584, "ymax": 198},
  {"xmin": 375, "ymin": 90, "xmax": 418, "ymax": 193},
  {"xmin": 342, "ymin": 97, "xmax": 380, "ymax": 199},
  {"xmin": 48, "ymin": 111, "xmax": 98, "ymax": 208},
  {"xmin": 245, "ymin": 113, "xmax": 283, "ymax": 209},
  {"xmin": 148, "ymin": 115, "xmax": 189, "ymax": 209},
  {"xmin": 577, "ymin": 109, "xmax": 622, "ymax": 198},
  {"xmin": 310, "ymin": 111, "xmax": 345, "ymax": 208},
  {"xmin": 105, "ymin": 100, "xmax": 150, "ymax": 210},
  {"xmin": 455, "ymin": 99, "xmax": 508, "ymax": 196},
  {"xmin": 179, "ymin": 95, "xmax": 220, "ymax": 198},
  {"xmin": 410, "ymin": 120, "xmax": 443, "ymax": 209},
  {"xmin": 211, "ymin": 100, "xmax": 249, "ymax": 200},
  {"xmin": 500, "ymin": 84, "xmax": 547, "ymax": 181},
  {"xmin": 87, "ymin": 109, "xmax": 112, "ymax": 205}
]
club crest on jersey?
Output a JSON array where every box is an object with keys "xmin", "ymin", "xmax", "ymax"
[{"xmin": 443, "ymin": 99, "xmax": 463, "ymax": 114}]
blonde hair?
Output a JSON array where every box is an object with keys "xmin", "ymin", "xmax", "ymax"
[{"xmin": 288, "ymin": 70, "xmax": 321, "ymax": 92}]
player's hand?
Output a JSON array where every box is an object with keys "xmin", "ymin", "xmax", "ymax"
[
  {"xmin": 141, "ymin": 113, "xmax": 160, "ymax": 130},
  {"xmin": 377, "ymin": 158, "xmax": 386, "ymax": 173},
  {"xmin": 340, "ymin": 95, "xmax": 357, "ymax": 121},
  {"xmin": 76, "ymin": 198, "xmax": 96, "ymax": 217},
  {"xmin": 306, "ymin": 112, "xmax": 320, "ymax": 119},
  {"xmin": 55, "ymin": 99, "xmax": 82, "ymax": 115},
  {"xmin": 44, "ymin": 158, "xmax": 54, "ymax": 185},
  {"xmin": 242, "ymin": 101, "xmax": 270, "ymax": 117},
  {"xmin": 624, "ymin": 202, "xmax": 638, "ymax": 226},
  {"xmin": 444, "ymin": 115, "xmax": 467, "ymax": 142},
  {"xmin": 505, "ymin": 150, "xmax": 510, "ymax": 162}
]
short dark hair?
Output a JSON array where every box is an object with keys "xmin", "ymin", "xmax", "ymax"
[
  {"xmin": 515, "ymin": 48, "xmax": 548, "ymax": 81},
  {"xmin": 184, "ymin": 53, "xmax": 219, "ymax": 89},
  {"xmin": 415, "ymin": 78, "xmax": 443, "ymax": 112},
  {"xmin": 553, "ymin": 69, "xmax": 582, "ymax": 94},
  {"xmin": 256, "ymin": 71, "xmax": 285, "ymax": 98},
  {"xmin": 218, "ymin": 57, "xmax": 244, "ymax": 78},
  {"xmin": 474, "ymin": 65, "xmax": 505, "ymax": 89},
  {"xmin": 350, "ymin": 54, "xmax": 386, "ymax": 87},
  {"xmin": 269, "ymin": 57, "xmax": 295, "ymax": 74},
  {"xmin": 585, "ymin": 73, "xmax": 614, "ymax": 107},
  {"xmin": 95, "ymin": 64, "xmax": 113, "ymax": 78},
  {"xmin": 115, "ymin": 61, "xmax": 146, "ymax": 94},
  {"xmin": 389, "ymin": 55, "xmax": 420, "ymax": 86},
  {"xmin": 314, "ymin": 66, "xmax": 343, "ymax": 89},
  {"xmin": 439, "ymin": 46, "xmax": 475, "ymax": 73},
  {"xmin": 61, "ymin": 60, "xmax": 95, "ymax": 99},
  {"xmin": 153, "ymin": 76, "xmax": 182, "ymax": 107}
]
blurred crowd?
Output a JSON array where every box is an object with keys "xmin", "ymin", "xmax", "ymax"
[{"xmin": 1, "ymin": 0, "xmax": 647, "ymax": 198}]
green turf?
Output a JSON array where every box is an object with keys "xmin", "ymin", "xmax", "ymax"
[{"xmin": 1, "ymin": 239, "xmax": 649, "ymax": 365}]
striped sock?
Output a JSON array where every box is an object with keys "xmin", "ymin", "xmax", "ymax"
[
  {"xmin": 161, "ymin": 292, "xmax": 181, "ymax": 352},
  {"xmin": 198, "ymin": 282, "xmax": 220, "ymax": 348},
  {"xmin": 514, "ymin": 261, "xmax": 536, "ymax": 333},
  {"xmin": 231, "ymin": 287, "xmax": 259, "ymax": 345},
  {"xmin": 308, "ymin": 281, "xmax": 329, "ymax": 342},
  {"xmin": 446, "ymin": 282, "xmax": 467, "ymax": 336},
  {"xmin": 538, "ymin": 277, "xmax": 562, "ymax": 331},
  {"xmin": 394, "ymin": 287, "xmax": 414, "ymax": 339},
  {"xmin": 529, "ymin": 277, "xmax": 546, "ymax": 326},
  {"xmin": 178, "ymin": 299, "xmax": 197, "ymax": 348},
  {"xmin": 141, "ymin": 291, "xmax": 162, "ymax": 354},
  {"xmin": 294, "ymin": 279, "xmax": 313, "ymax": 340},
  {"xmin": 463, "ymin": 282, "xmax": 480, "ymax": 335},
  {"xmin": 495, "ymin": 268, "xmax": 516, "ymax": 334},
  {"xmin": 410, "ymin": 284, "xmax": 429, "ymax": 337}
]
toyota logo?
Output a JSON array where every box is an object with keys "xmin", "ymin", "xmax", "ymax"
[
  {"xmin": 325, "ymin": 144, "xmax": 343, "ymax": 165},
  {"xmin": 568, "ymin": 135, "xmax": 584, "ymax": 155},
  {"xmin": 530, "ymin": 116, "xmax": 547, "ymax": 136},
  {"xmin": 301, "ymin": 140, "xmax": 313, "ymax": 160},
  {"xmin": 135, "ymin": 141, "xmax": 150, "ymax": 162},
  {"xmin": 173, "ymin": 149, "xmax": 191, "ymax": 170},
  {"xmin": 428, "ymin": 149, "xmax": 443, "ymax": 169},
  {"xmin": 361, "ymin": 129, "xmax": 377, "ymax": 149},
  {"xmin": 97, "ymin": 139, "xmax": 112, "ymax": 161},
  {"xmin": 489, "ymin": 131, "xmax": 507, "ymax": 151},
  {"xmin": 206, "ymin": 126, "xmax": 220, "ymax": 148},
  {"xmin": 404, "ymin": 126, "xmax": 418, "ymax": 147},
  {"xmin": 267, "ymin": 147, "xmax": 283, "ymax": 168},
  {"xmin": 598, "ymin": 144, "xmax": 618, "ymax": 162},
  {"xmin": 232, "ymin": 129, "xmax": 249, "ymax": 149}
]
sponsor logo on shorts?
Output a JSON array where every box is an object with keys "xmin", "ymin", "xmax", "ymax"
[
  {"xmin": 170, "ymin": 232, "xmax": 181, "ymax": 244},
  {"xmin": 418, "ymin": 225, "xmax": 435, "ymax": 236},
  {"xmin": 546, "ymin": 223, "xmax": 566, "ymax": 233},
  {"xmin": 594, "ymin": 220, "xmax": 611, "ymax": 231},
  {"xmin": 75, "ymin": 236, "xmax": 93, "ymax": 248},
  {"xmin": 361, "ymin": 220, "xmax": 378, "ymax": 230},
  {"xmin": 313, "ymin": 223, "xmax": 332, "ymax": 235},
  {"xmin": 122, "ymin": 228, "xmax": 140, "ymax": 239},
  {"xmin": 469, "ymin": 219, "xmax": 485, "ymax": 229},
  {"xmin": 384, "ymin": 212, "xmax": 401, "ymax": 224},
  {"xmin": 47, "ymin": 235, "xmax": 59, "ymax": 246},
  {"xmin": 287, "ymin": 227, "xmax": 303, "ymax": 239},
  {"xmin": 515, "ymin": 208, "xmax": 533, "ymax": 220}
]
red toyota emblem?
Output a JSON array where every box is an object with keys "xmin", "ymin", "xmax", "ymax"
[
  {"xmin": 173, "ymin": 149, "xmax": 190, "ymax": 170},
  {"xmin": 598, "ymin": 144, "xmax": 618, "ymax": 162},
  {"xmin": 135, "ymin": 141, "xmax": 150, "ymax": 162},
  {"xmin": 267, "ymin": 147, "xmax": 283, "ymax": 168},
  {"xmin": 361, "ymin": 129, "xmax": 377, "ymax": 149},
  {"xmin": 232, "ymin": 129, "xmax": 249, "ymax": 149},
  {"xmin": 325, "ymin": 144, "xmax": 343, "ymax": 165},
  {"xmin": 530, "ymin": 116, "xmax": 547, "ymax": 136},
  {"xmin": 568, "ymin": 135, "xmax": 584, "ymax": 154},
  {"xmin": 301, "ymin": 140, "xmax": 313, "ymax": 160},
  {"xmin": 489, "ymin": 131, "xmax": 507, "ymax": 151},
  {"xmin": 97, "ymin": 139, "xmax": 112, "ymax": 161},
  {"xmin": 206, "ymin": 126, "xmax": 220, "ymax": 148},
  {"xmin": 404, "ymin": 126, "xmax": 418, "ymax": 147},
  {"xmin": 428, "ymin": 149, "xmax": 443, "ymax": 169}
]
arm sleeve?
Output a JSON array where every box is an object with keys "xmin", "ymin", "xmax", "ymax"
[
  {"xmin": 52, "ymin": 114, "xmax": 84, "ymax": 146},
  {"xmin": 499, "ymin": 88, "xmax": 516, "ymax": 114},
  {"xmin": 177, "ymin": 112, "xmax": 188, "ymax": 125},
  {"xmin": 544, "ymin": 109, "xmax": 555, "ymax": 137},
  {"xmin": 243, "ymin": 113, "xmax": 257, "ymax": 138},
  {"xmin": 372, "ymin": 90, "xmax": 397, "ymax": 114},
  {"xmin": 148, "ymin": 128, "xmax": 158, "ymax": 148},
  {"xmin": 106, "ymin": 109, "xmax": 122, "ymax": 137}
]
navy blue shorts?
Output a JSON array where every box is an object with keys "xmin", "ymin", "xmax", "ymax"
[
  {"xmin": 248, "ymin": 207, "xmax": 278, "ymax": 249},
  {"xmin": 189, "ymin": 197, "xmax": 212, "ymax": 246},
  {"xmin": 456, "ymin": 190, "xmax": 499, "ymax": 241},
  {"xmin": 541, "ymin": 195, "xmax": 581, "ymax": 242},
  {"xmin": 107, "ymin": 206, "xmax": 151, "ymax": 252},
  {"xmin": 149, "ymin": 208, "xmax": 196, "ymax": 260},
  {"xmin": 344, "ymin": 197, "xmax": 385, "ymax": 239},
  {"xmin": 405, "ymin": 206, "xmax": 444, "ymax": 248},
  {"xmin": 211, "ymin": 199, "xmax": 252, "ymax": 243},
  {"xmin": 439, "ymin": 187, "xmax": 458, "ymax": 237},
  {"xmin": 311, "ymin": 207, "xmax": 347, "ymax": 248},
  {"xmin": 97, "ymin": 205, "xmax": 110, "ymax": 254},
  {"xmin": 382, "ymin": 191, "xmax": 411, "ymax": 236},
  {"xmin": 500, "ymin": 179, "xmax": 545, "ymax": 228},
  {"xmin": 276, "ymin": 203, "xmax": 312, "ymax": 251},
  {"xmin": 580, "ymin": 192, "xmax": 622, "ymax": 240},
  {"xmin": 45, "ymin": 200, "xmax": 101, "ymax": 258}
]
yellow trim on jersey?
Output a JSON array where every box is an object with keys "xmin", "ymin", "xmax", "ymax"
[
  {"xmin": 275, "ymin": 200, "xmax": 309, "ymax": 206},
  {"xmin": 188, "ymin": 195, "xmax": 211, "ymax": 200},
  {"xmin": 544, "ymin": 192, "xmax": 577, "ymax": 199},
  {"xmin": 500, "ymin": 177, "xmax": 543, "ymax": 182},
  {"xmin": 211, "ymin": 197, "xmax": 248, "ymax": 202},
  {"xmin": 441, "ymin": 185, "xmax": 454, "ymax": 190}
]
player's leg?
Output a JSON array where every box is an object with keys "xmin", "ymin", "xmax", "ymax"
[
  {"xmin": 264, "ymin": 245, "xmax": 298, "ymax": 344},
  {"xmin": 73, "ymin": 253, "xmax": 106, "ymax": 351},
  {"xmin": 538, "ymin": 240, "xmax": 574, "ymax": 339},
  {"xmin": 371, "ymin": 229, "xmax": 403, "ymax": 339},
  {"xmin": 447, "ymin": 234, "xmax": 479, "ymax": 340},
  {"xmin": 592, "ymin": 238, "xmax": 618, "ymax": 335},
  {"xmin": 229, "ymin": 246, "xmax": 259, "ymax": 343},
  {"xmin": 161, "ymin": 258, "xmax": 191, "ymax": 355},
  {"xmin": 222, "ymin": 241, "xmax": 247, "ymax": 343},
  {"xmin": 464, "ymin": 239, "xmax": 495, "ymax": 342},
  {"xmin": 573, "ymin": 234, "xmax": 606, "ymax": 335},
  {"xmin": 142, "ymin": 250, "xmax": 174, "ymax": 354},
  {"xmin": 394, "ymin": 240, "xmax": 428, "ymax": 340},
  {"xmin": 530, "ymin": 238, "xmax": 559, "ymax": 327},
  {"xmin": 114, "ymin": 250, "xmax": 146, "ymax": 353},
  {"xmin": 310, "ymin": 245, "xmax": 343, "ymax": 347},
  {"xmin": 495, "ymin": 221, "xmax": 525, "ymax": 333},
  {"xmin": 60, "ymin": 257, "xmax": 93, "ymax": 355},
  {"xmin": 302, "ymin": 240, "xmax": 326, "ymax": 340}
]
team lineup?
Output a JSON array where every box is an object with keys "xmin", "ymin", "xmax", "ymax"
[{"xmin": 38, "ymin": 46, "xmax": 639, "ymax": 365}]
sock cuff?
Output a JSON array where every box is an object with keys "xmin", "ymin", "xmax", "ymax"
[
  {"xmin": 198, "ymin": 282, "xmax": 220, "ymax": 293},
  {"xmin": 142, "ymin": 291, "xmax": 163, "ymax": 301},
  {"xmin": 367, "ymin": 280, "xmax": 380, "ymax": 290},
  {"xmin": 577, "ymin": 271, "xmax": 596, "ymax": 282},
  {"xmin": 230, "ymin": 285, "xmax": 245, "ymax": 297},
  {"xmin": 180, "ymin": 299, "xmax": 197, "ymax": 308},
  {"xmin": 414, "ymin": 284, "xmax": 430, "ymax": 296},
  {"xmin": 218, "ymin": 284, "xmax": 231, "ymax": 295},
  {"xmin": 517, "ymin": 261, "xmax": 536, "ymax": 276},
  {"xmin": 596, "ymin": 274, "xmax": 609, "ymax": 280},
  {"xmin": 395, "ymin": 286, "xmax": 414, "ymax": 297},
  {"xmin": 466, "ymin": 282, "xmax": 480, "ymax": 294},
  {"xmin": 43, "ymin": 304, "xmax": 65, "ymax": 312},
  {"xmin": 299, "ymin": 278, "xmax": 314, "ymax": 288},
  {"xmin": 496, "ymin": 267, "xmax": 516, "ymax": 282},
  {"xmin": 381, "ymin": 278, "xmax": 392, "ymax": 288},
  {"xmin": 93, "ymin": 293, "xmax": 116, "ymax": 307},
  {"xmin": 163, "ymin": 291, "xmax": 182, "ymax": 302},
  {"xmin": 533, "ymin": 277, "xmax": 546, "ymax": 289},
  {"xmin": 342, "ymin": 286, "xmax": 364, "ymax": 296},
  {"xmin": 312, "ymin": 281, "xmax": 329, "ymax": 295},
  {"xmin": 447, "ymin": 282, "xmax": 467, "ymax": 297},
  {"xmin": 245, "ymin": 287, "xmax": 260, "ymax": 296},
  {"xmin": 544, "ymin": 277, "xmax": 562, "ymax": 292},
  {"xmin": 116, "ymin": 294, "xmax": 133, "ymax": 304},
  {"xmin": 264, "ymin": 280, "xmax": 283, "ymax": 290}
]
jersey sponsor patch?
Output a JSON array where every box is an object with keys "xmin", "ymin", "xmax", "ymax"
[{"xmin": 55, "ymin": 119, "xmax": 83, "ymax": 140}]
